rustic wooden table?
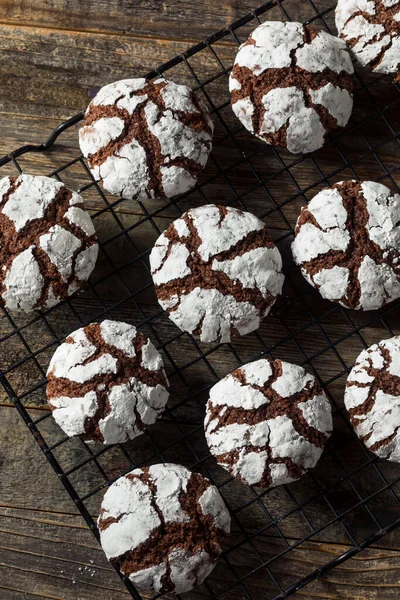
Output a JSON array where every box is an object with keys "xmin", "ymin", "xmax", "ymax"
[{"xmin": 1, "ymin": 1, "xmax": 400, "ymax": 599}]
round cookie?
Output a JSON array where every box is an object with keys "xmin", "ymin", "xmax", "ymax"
[
  {"xmin": 345, "ymin": 335, "xmax": 400, "ymax": 462},
  {"xmin": 205, "ymin": 358, "xmax": 332, "ymax": 487},
  {"xmin": 149, "ymin": 204, "xmax": 284, "ymax": 344},
  {"xmin": 98, "ymin": 463, "xmax": 231, "ymax": 594},
  {"xmin": 79, "ymin": 78, "xmax": 213, "ymax": 201},
  {"xmin": 0, "ymin": 173, "xmax": 98, "ymax": 312},
  {"xmin": 229, "ymin": 21, "xmax": 354, "ymax": 154},
  {"xmin": 46, "ymin": 320, "xmax": 169, "ymax": 444},
  {"xmin": 336, "ymin": 0, "xmax": 400, "ymax": 75},
  {"xmin": 291, "ymin": 180, "xmax": 400, "ymax": 310}
]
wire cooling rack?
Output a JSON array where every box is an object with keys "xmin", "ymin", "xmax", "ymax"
[{"xmin": 1, "ymin": 1, "xmax": 400, "ymax": 598}]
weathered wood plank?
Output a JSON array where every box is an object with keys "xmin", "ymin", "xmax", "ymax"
[
  {"xmin": 1, "ymin": 503, "xmax": 400, "ymax": 599},
  {"xmin": 2, "ymin": 397, "xmax": 400, "ymax": 546},
  {"xmin": 0, "ymin": 1, "xmax": 336, "ymax": 42},
  {"xmin": 0, "ymin": 22, "xmax": 250, "ymax": 121}
]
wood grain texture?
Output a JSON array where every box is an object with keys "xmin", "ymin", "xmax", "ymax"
[
  {"xmin": 1, "ymin": 0, "xmax": 400, "ymax": 598},
  {"xmin": 0, "ymin": 1, "xmax": 334, "ymax": 41},
  {"xmin": 1, "ymin": 407, "xmax": 400, "ymax": 600}
]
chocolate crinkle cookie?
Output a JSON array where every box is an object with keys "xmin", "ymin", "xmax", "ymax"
[
  {"xmin": 229, "ymin": 21, "xmax": 354, "ymax": 154},
  {"xmin": 79, "ymin": 78, "xmax": 213, "ymax": 201},
  {"xmin": 46, "ymin": 320, "xmax": 169, "ymax": 444},
  {"xmin": 205, "ymin": 358, "xmax": 332, "ymax": 488},
  {"xmin": 98, "ymin": 463, "xmax": 231, "ymax": 594},
  {"xmin": 345, "ymin": 335, "xmax": 400, "ymax": 462},
  {"xmin": 291, "ymin": 180, "xmax": 400, "ymax": 310},
  {"xmin": 0, "ymin": 174, "xmax": 98, "ymax": 312},
  {"xmin": 336, "ymin": 0, "xmax": 400, "ymax": 76},
  {"xmin": 149, "ymin": 204, "xmax": 284, "ymax": 344}
]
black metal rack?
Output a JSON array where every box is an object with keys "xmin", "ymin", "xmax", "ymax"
[{"xmin": 1, "ymin": 1, "xmax": 400, "ymax": 598}]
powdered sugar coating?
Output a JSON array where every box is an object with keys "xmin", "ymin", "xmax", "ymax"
[
  {"xmin": 91, "ymin": 138, "xmax": 149, "ymax": 200},
  {"xmin": 141, "ymin": 338, "xmax": 164, "ymax": 371},
  {"xmin": 229, "ymin": 21, "xmax": 354, "ymax": 154},
  {"xmin": 160, "ymin": 80, "xmax": 199, "ymax": 113},
  {"xmin": 309, "ymin": 83, "xmax": 353, "ymax": 127},
  {"xmin": 160, "ymin": 165, "xmax": 196, "ymax": 197},
  {"xmin": 259, "ymin": 87, "xmax": 326, "ymax": 154},
  {"xmin": 150, "ymin": 204, "xmax": 284, "ymax": 344},
  {"xmin": 74, "ymin": 244, "xmax": 99, "ymax": 283},
  {"xmin": 100, "ymin": 320, "xmax": 138, "ymax": 357},
  {"xmin": 191, "ymin": 204, "xmax": 264, "ymax": 261},
  {"xmin": 336, "ymin": 0, "xmax": 400, "ymax": 75},
  {"xmin": 92, "ymin": 78, "xmax": 147, "ymax": 107},
  {"xmin": 212, "ymin": 247, "xmax": 283, "ymax": 298},
  {"xmin": 98, "ymin": 463, "xmax": 230, "ymax": 594},
  {"xmin": 51, "ymin": 391, "xmax": 98, "ymax": 437},
  {"xmin": 64, "ymin": 206, "xmax": 96, "ymax": 237},
  {"xmin": 271, "ymin": 361, "xmax": 315, "ymax": 397},
  {"xmin": 46, "ymin": 320, "xmax": 169, "ymax": 444},
  {"xmin": 232, "ymin": 98, "xmax": 254, "ymax": 132},
  {"xmin": 296, "ymin": 29, "xmax": 354, "ymax": 74},
  {"xmin": 78, "ymin": 117, "xmax": 125, "ymax": 156},
  {"xmin": 79, "ymin": 78, "xmax": 213, "ymax": 201},
  {"xmin": 99, "ymin": 473, "xmax": 158, "ymax": 559},
  {"xmin": 291, "ymin": 181, "xmax": 400, "ymax": 310},
  {"xmin": 0, "ymin": 174, "xmax": 98, "ymax": 312},
  {"xmin": 2, "ymin": 175, "xmax": 64, "ymax": 231},
  {"xmin": 198, "ymin": 485, "xmax": 232, "ymax": 532},
  {"xmin": 234, "ymin": 21, "xmax": 304, "ymax": 74},
  {"xmin": 39, "ymin": 225, "xmax": 82, "ymax": 281},
  {"xmin": 2, "ymin": 246, "xmax": 44, "ymax": 313},
  {"xmin": 205, "ymin": 358, "xmax": 332, "ymax": 487},
  {"xmin": 145, "ymin": 101, "xmax": 210, "ymax": 166},
  {"xmin": 345, "ymin": 335, "xmax": 400, "ymax": 462}
]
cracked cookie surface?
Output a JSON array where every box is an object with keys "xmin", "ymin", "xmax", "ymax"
[
  {"xmin": 46, "ymin": 320, "xmax": 169, "ymax": 444},
  {"xmin": 205, "ymin": 358, "xmax": 332, "ymax": 488},
  {"xmin": 0, "ymin": 173, "xmax": 98, "ymax": 312},
  {"xmin": 79, "ymin": 78, "xmax": 213, "ymax": 201},
  {"xmin": 345, "ymin": 335, "xmax": 400, "ymax": 462},
  {"xmin": 149, "ymin": 204, "xmax": 284, "ymax": 344},
  {"xmin": 229, "ymin": 21, "xmax": 354, "ymax": 154},
  {"xmin": 336, "ymin": 0, "xmax": 400, "ymax": 75},
  {"xmin": 97, "ymin": 463, "xmax": 230, "ymax": 594},
  {"xmin": 291, "ymin": 180, "xmax": 400, "ymax": 310}
]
